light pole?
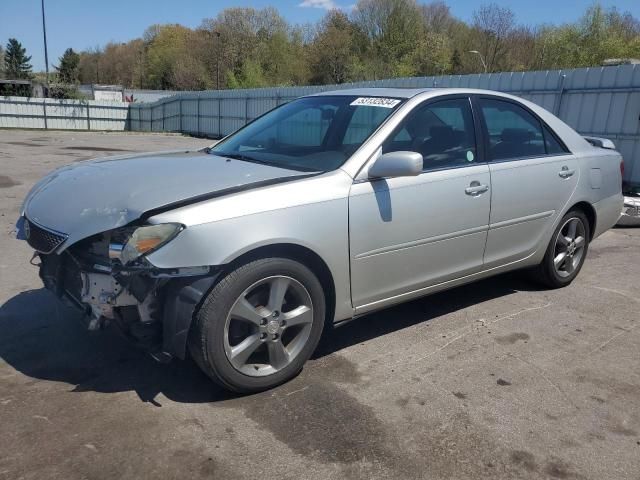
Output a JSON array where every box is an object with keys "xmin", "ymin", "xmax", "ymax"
[
  {"xmin": 41, "ymin": 0, "xmax": 50, "ymax": 93},
  {"xmin": 468, "ymin": 50, "xmax": 488, "ymax": 74}
]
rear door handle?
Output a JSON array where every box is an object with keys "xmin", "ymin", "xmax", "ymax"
[
  {"xmin": 465, "ymin": 181, "xmax": 489, "ymax": 196},
  {"xmin": 559, "ymin": 166, "xmax": 575, "ymax": 178}
]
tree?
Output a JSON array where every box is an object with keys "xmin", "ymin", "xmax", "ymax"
[
  {"xmin": 4, "ymin": 38, "xmax": 33, "ymax": 79},
  {"xmin": 352, "ymin": 0, "xmax": 425, "ymax": 77},
  {"xmin": 471, "ymin": 3, "xmax": 515, "ymax": 72},
  {"xmin": 58, "ymin": 2, "xmax": 640, "ymax": 91},
  {"xmin": 450, "ymin": 48, "xmax": 462, "ymax": 74},
  {"xmin": 258, "ymin": 28, "xmax": 308, "ymax": 86},
  {"xmin": 172, "ymin": 55, "xmax": 210, "ymax": 90},
  {"xmin": 309, "ymin": 10, "xmax": 361, "ymax": 84},
  {"xmin": 201, "ymin": 7, "xmax": 291, "ymax": 89},
  {"xmin": 504, "ymin": 26, "xmax": 537, "ymax": 71},
  {"xmin": 54, "ymin": 48, "xmax": 80, "ymax": 83},
  {"xmin": 529, "ymin": 5, "xmax": 640, "ymax": 70},
  {"xmin": 421, "ymin": 1, "xmax": 455, "ymax": 34},
  {"xmin": 144, "ymin": 24, "xmax": 193, "ymax": 89},
  {"xmin": 226, "ymin": 60, "xmax": 268, "ymax": 88}
]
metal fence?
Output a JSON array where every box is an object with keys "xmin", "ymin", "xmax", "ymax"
[
  {"xmin": 128, "ymin": 65, "xmax": 640, "ymax": 186},
  {"xmin": 0, "ymin": 96, "xmax": 129, "ymax": 130},
  {"xmin": 124, "ymin": 89, "xmax": 180, "ymax": 103},
  {"xmin": 77, "ymin": 85, "xmax": 178, "ymax": 103},
  {"xmin": 2, "ymin": 66, "xmax": 639, "ymax": 184}
]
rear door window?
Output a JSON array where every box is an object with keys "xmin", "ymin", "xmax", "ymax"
[{"xmin": 478, "ymin": 98, "xmax": 547, "ymax": 160}]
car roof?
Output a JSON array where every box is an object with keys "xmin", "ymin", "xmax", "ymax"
[
  {"xmin": 310, "ymin": 86, "xmax": 595, "ymax": 174},
  {"xmin": 309, "ymin": 87, "xmax": 433, "ymax": 99},
  {"xmin": 309, "ymin": 87, "xmax": 523, "ymax": 100}
]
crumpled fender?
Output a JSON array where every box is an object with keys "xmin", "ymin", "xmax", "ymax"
[{"xmin": 161, "ymin": 273, "xmax": 221, "ymax": 359}]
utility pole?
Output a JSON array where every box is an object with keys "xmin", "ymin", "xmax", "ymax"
[
  {"xmin": 41, "ymin": 0, "xmax": 50, "ymax": 94},
  {"xmin": 214, "ymin": 31, "xmax": 221, "ymax": 90},
  {"xmin": 139, "ymin": 47, "xmax": 144, "ymax": 89}
]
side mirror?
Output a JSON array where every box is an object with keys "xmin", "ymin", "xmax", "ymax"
[{"xmin": 368, "ymin": 151, "xmax": 423, "ymax": 179}]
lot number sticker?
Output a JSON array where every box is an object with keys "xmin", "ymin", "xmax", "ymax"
[{"xmin": 350, "ymin": 97, "xmax": 401, "ymax": 108}]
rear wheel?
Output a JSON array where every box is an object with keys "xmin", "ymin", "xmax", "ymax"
[
  {"xmin": 188, "ymin": 257, "xmax": 325, "ymax": 393},
  {"xmin": 532, "ymin": 210, "xmax": 590, "ymax": 288}
]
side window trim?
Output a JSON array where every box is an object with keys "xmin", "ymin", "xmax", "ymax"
[
  {"xmin": 471, "ymin": 94, "xmax": 571, "ymax": 163},
  {"xmin": 469, "ymin": 94, "xmax": 487, "ymax": 165},
  {"xmin": 382, "ymin": 94, "xmax": 484, "ymax": 174},
  {"xmin": 541, "ymin": 123, "xmax": 571, "ymax": 156}
]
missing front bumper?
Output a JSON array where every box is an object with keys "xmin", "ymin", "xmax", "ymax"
[
  {"xmin": 36, "ymin": 251, "xmax": 220, "ymax": 359},
  {"xmin": 617, "ymin": 196, "xmax": 640, "ymax": 227}
]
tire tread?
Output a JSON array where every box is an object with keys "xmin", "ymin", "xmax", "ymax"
[
  {"xmin": 531, "ymin": 209, "xmax": 590, "ymax": 289},
  {"xmin": 188, "ymin": 257, "xmax": 324, "ymax": 393}
]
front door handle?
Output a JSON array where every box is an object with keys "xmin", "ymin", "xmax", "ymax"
[
  {"xmin": 559, "ymin": 166, "xmax": 575, "ymax": 178},
  {"xmin": 465, "ymin": 181, "xmax": 489, "ymax": 196}
]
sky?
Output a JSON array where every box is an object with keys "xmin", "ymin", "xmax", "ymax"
[{"xmin": 1, "ymin": 0, "xmax": 639, "ymax": 72}]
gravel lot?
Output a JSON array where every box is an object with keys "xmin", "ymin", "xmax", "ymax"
[{"xmin": 1, "ymin": 130, "xmax": 639, "ymax": 480}]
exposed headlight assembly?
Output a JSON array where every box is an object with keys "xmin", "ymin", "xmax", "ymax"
[{"xmin": 113, "ymin": 223, "xmax": 184, "ymax": 265}]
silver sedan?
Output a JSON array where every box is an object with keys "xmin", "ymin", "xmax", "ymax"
[{"xmin": 16, "ymin": 88, "xmax": 624, "ymax": 392}]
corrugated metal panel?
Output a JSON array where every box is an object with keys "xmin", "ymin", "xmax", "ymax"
[
  {"xmin": 2, "ymin": 65, "xmax": 640, "ymax": 184},
  {"xmin": 128, "ymin": 65, "xmax": 638, "ymax": 184},
  {"xmin": 0, "ymin": 96, "xmax": 128, "ymax": 130},
  {"xmin": 124, "ymin": 89, "xmax": 177, "ymax": 103}
]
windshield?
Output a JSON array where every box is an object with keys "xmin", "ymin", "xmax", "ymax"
[{"xmin": 210, "ymin": 95, "xmax": 404, "ymax": 172}]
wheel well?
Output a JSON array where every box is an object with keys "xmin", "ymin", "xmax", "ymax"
[
  {"xmin": 223, "ymin": 244, "xmax": 336, "ymax": 325},
  {"xmin": 569, "ymin": 201, "xmax": 596, "ymax": 240}
]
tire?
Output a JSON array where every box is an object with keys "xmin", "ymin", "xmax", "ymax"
[
  {"xmin": 188, "ymin": 257, "xmax": 325, "ymax": 393},
  {"xmin": 532, "ymin": 209, "xmax": 590, "ymax": 288}
]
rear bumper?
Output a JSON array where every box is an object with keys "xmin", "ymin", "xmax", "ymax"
[{"xmin": 593, "ymin": 193, "xmax": 624, "ymax": 238}]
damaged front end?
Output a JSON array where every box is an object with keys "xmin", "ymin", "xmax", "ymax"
[{"xmin": 18, "ymin": 216, "xmax": 218, "ymax": 361}]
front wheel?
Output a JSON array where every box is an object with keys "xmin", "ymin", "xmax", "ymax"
[
  {"xmin": 532, "ymin": 210, "xmax": 590, "ymax": 288},
  {"xmin": 188, "ymin": 257, "xmax": 325, "ymax": 393}
]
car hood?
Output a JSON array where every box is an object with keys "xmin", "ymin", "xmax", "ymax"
[{"xmin": 22, "ymin": 150, "xmax": 308, "ymax": 248}]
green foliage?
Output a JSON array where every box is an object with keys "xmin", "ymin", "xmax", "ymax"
[
  {"xmin": 4, "ymin": 38, "xmax": 33, "ymax": 80},
  {"xmin": 530, "ymin": 5, "xmax": 640, "ymax": 70},
  {"xmin": 226, "ymin": 60, "xmax": 268, "ymax": 89},
  {"xmin": 48, "ymin": 83, "xmax": 85, "ymax": 99},
  {"xmin": 21, "ymin": 1, "xmax": 636, "ymax": 92},
  {"xmin": 471, "ymin": 3, "xmax": 515, "ymax": 72},
  {"xmin": 144, "ymin": 24, "xmax": 193, "ymax": 89},
  {"xmin": 353, "ymin": 0, "xmax": 427, "ymax": 77},
  {"xmin": 308, "ymin": 11, "xmax": 361, "ymax": 84},
  {"xmin": 54, "ymin": 48, "xmax": 80, "ymax": 84},
  {"xmin": 450, "ymin": 48, "xmax": 462, "ymax": 74}
]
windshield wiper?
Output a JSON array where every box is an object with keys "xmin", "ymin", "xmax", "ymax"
[
  {"xmin": 213, "ymin": 150, "xmax": 323, "ymax": 173},
  {"xmin": 214, "ymin": 151, "xmax": 273, "ymax": 165}
]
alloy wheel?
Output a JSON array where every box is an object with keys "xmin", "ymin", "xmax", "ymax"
[
  {"xmin": 553, "ymin": 217, "xmax": 586, "ymax": 278},
  {"xmin": 223, "ymin": 275, "xmax": 314, "ymax": 377}
]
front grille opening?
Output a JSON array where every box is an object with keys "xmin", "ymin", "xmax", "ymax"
[{"xmin": 25, "ymin": 218, "xmax": 68, "ymax": 254}]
